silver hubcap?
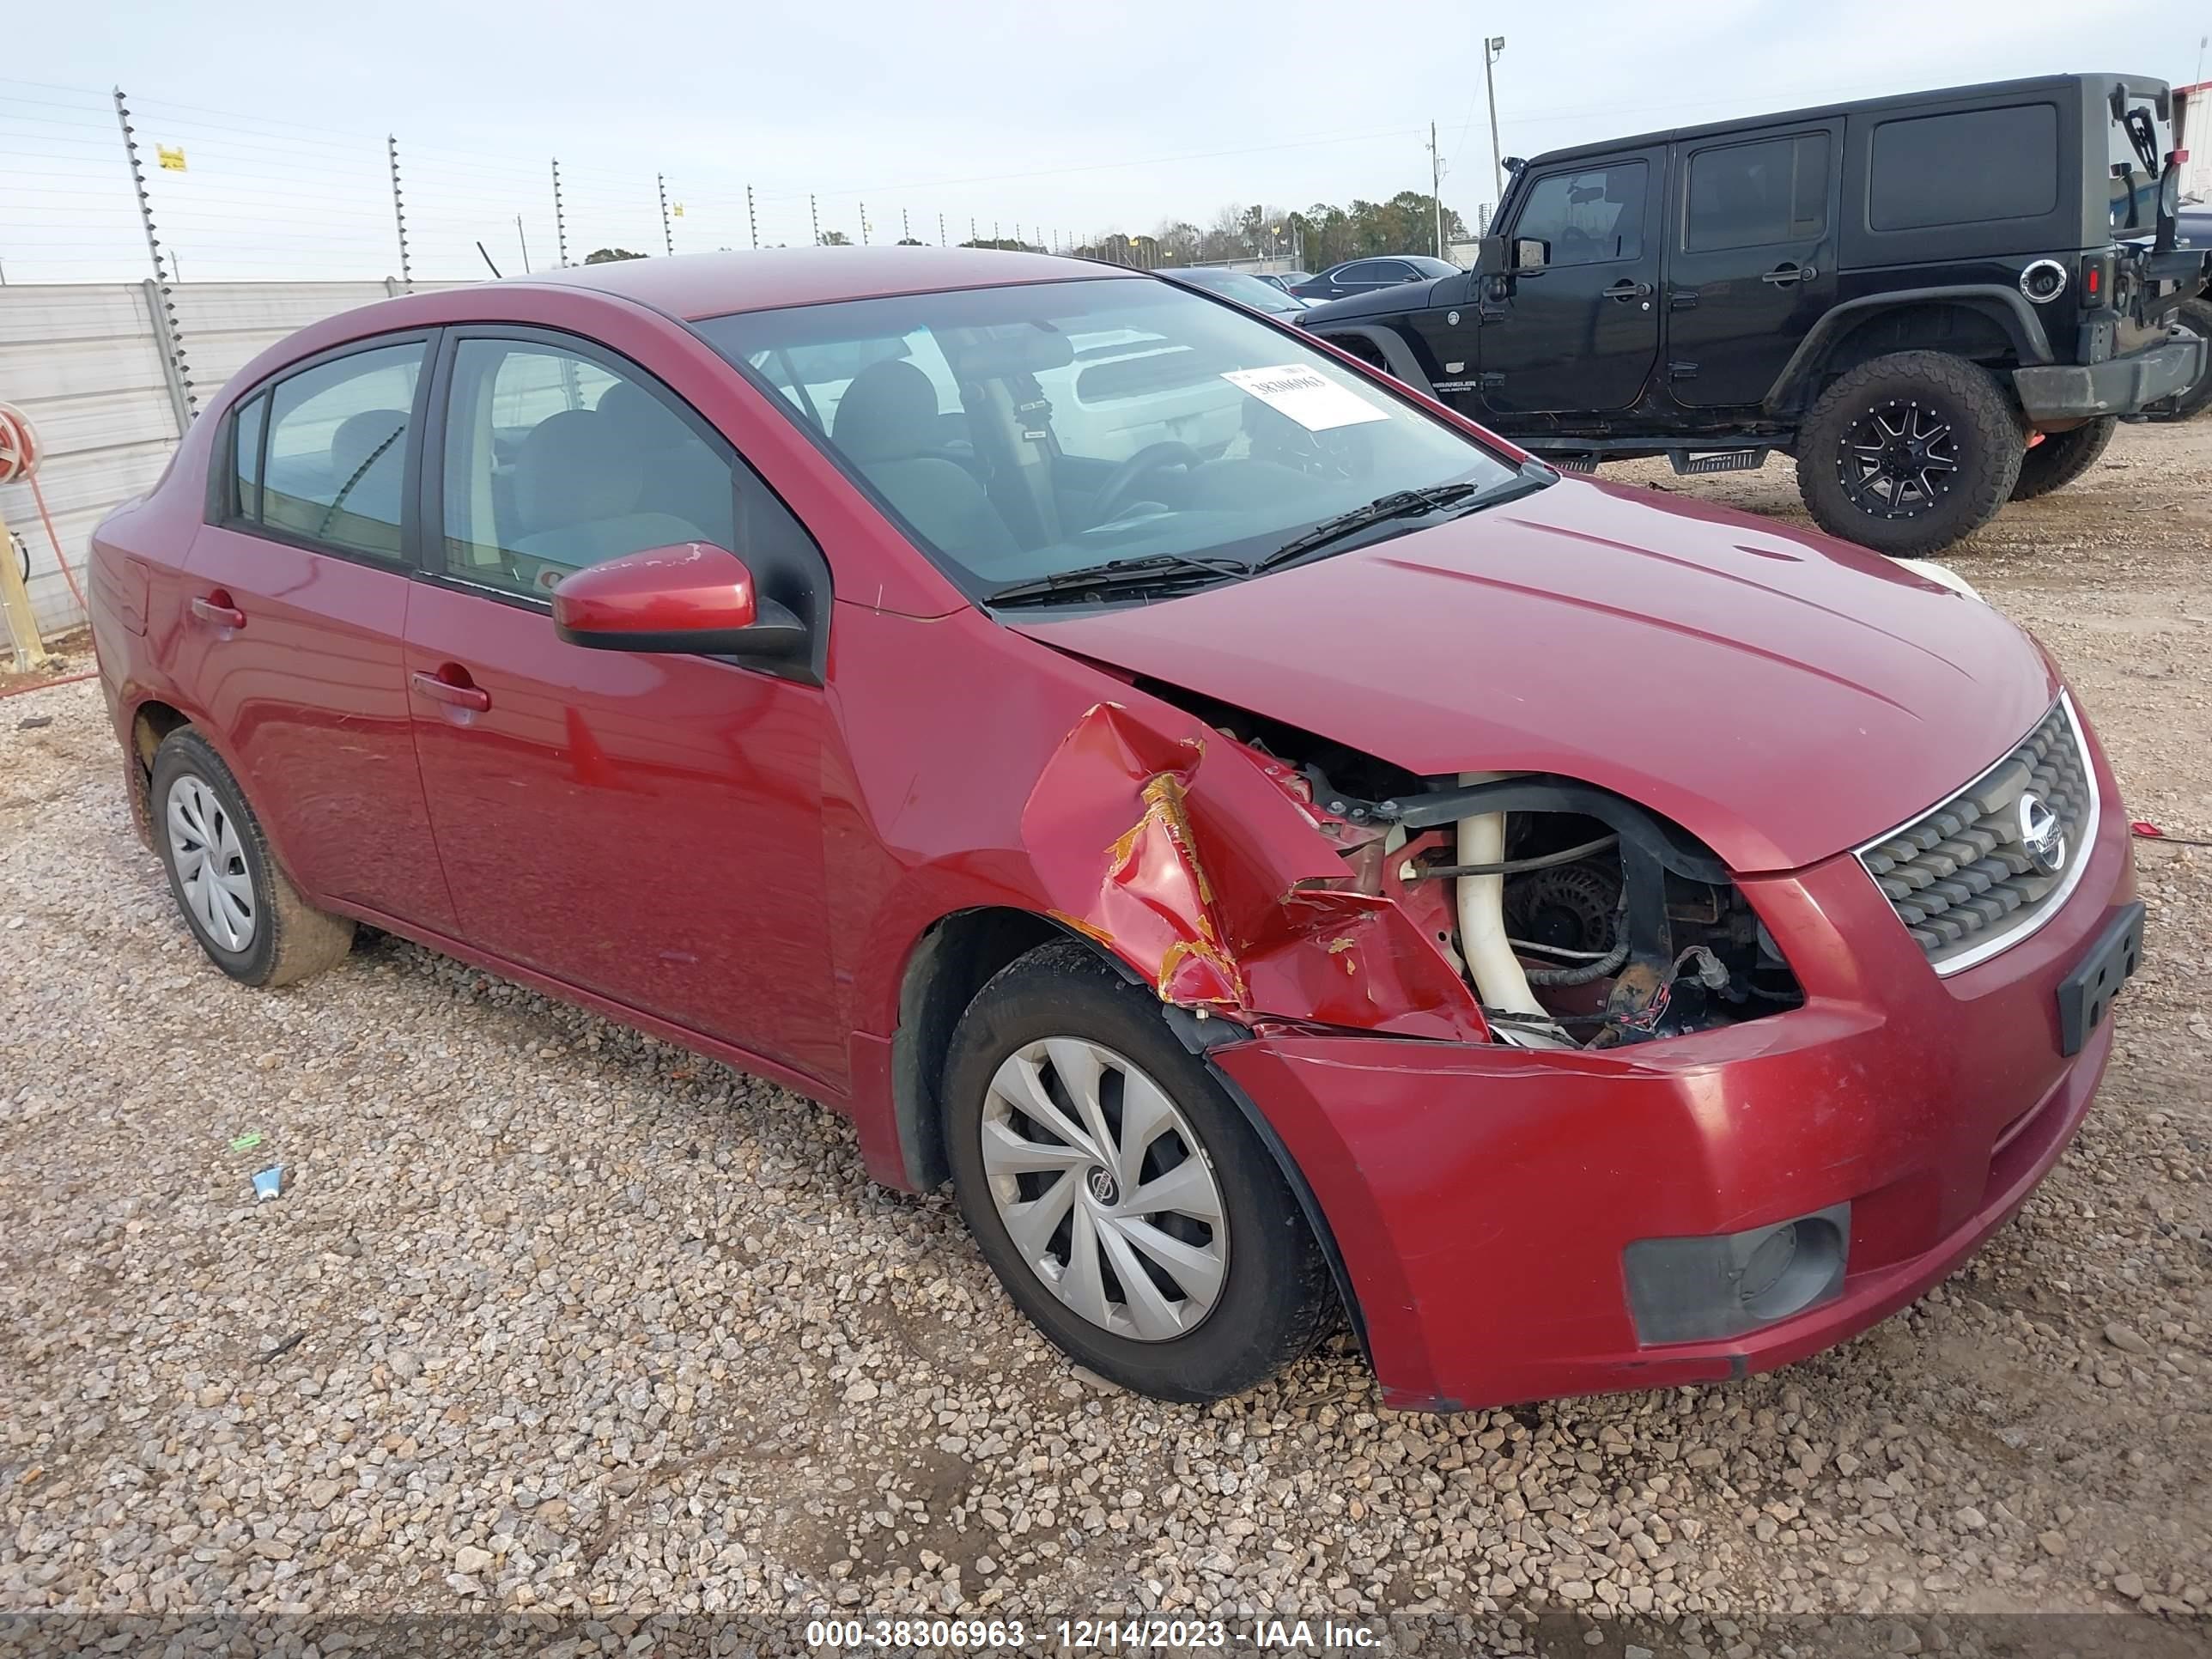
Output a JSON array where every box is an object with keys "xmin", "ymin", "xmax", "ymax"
[
  {"xmin": 981, "ymin": 1037, "xmax": 1229, "ymax": 1342},
  {"xmin": 166, "ymin": 775, "xmax": 256, "ymax": 952}
]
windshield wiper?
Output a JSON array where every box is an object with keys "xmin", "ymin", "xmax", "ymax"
[
  {"xmin": 985, "ymin": 552, "xmax": 1254, "ymax": 608},
  {"xmin": 1253, "ymin": 465, "xmax": 1554, "ymax": 574}
]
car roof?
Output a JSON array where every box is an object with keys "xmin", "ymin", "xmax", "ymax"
[
  {"xmin": 1521, "ymin": 72, "xmax": 2135, "ymax": 170},
  {"xmin": 509, "ymin": 246, "xmax": 1144, "ymax": 321}
]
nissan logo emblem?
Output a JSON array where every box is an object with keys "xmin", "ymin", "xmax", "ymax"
[{"xmin": 2017, "ymin": 791, "xmax": 2067, "ymax": 877}]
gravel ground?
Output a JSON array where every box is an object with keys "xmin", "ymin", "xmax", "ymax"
[{"xmin": 3, "ymin": 420, "xmax": 2209, "ymax": 1651}]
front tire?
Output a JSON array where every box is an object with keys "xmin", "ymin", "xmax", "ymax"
[
  {"xmin": 2010, "ymin": 416, "xmax": 2118, "ymax": 501},
  {"xmin": 1796, "ymin": 350, "xmax": 2024, "ymax": 556},
  {"xmin": 149, "ymin": 727, "xmax": 356, "ymax": 988},
  {"xmin": 942, "ymin": 941, "xmax": 1333, "ymax": 1401}
]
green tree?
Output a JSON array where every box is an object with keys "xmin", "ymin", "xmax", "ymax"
[{"xmin": 584, "ymin": 247, "xmax": 645, "ymax": 264}]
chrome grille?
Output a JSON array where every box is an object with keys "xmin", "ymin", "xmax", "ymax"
[{"xmin": 1856, "ymin": 696, "xmax": 2097, "ymax": 974}]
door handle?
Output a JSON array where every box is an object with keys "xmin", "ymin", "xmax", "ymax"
[
  {"xmin": 1760, "ymin": 262, "xmax": 1815, "ymax": 286},
  {"xmin": 189, "ymin": 594, "xmax": 246, "ymax": 631},
  {"xmin": 410, "ymin": 669, "xmax": 491, "ymax": 714},
  {"xmin": 1604, "ymin": 279, "xmax": 1654, "ymax": 302}
]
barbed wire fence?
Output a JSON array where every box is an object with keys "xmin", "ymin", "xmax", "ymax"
[{"xmin": 9, "ymin": 76, "xmax": 1366, "ymax": 293}]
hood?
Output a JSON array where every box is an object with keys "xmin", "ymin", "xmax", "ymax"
[
  {"xmin": 1298, "ymin": 276, "xmax": 1455, "ymax": 322},
  {"xmin": 1009, "ymin": 478, "xmax": 2059, "ymax": 873}
]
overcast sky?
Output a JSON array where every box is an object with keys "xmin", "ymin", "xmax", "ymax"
[{"xmin": 5, "ymin": 0, "xmax": 2208, "ymax": 281}]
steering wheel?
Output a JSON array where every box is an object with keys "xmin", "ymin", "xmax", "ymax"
[{"xmin": 1089, "ymin": 441, "xmax": 1205, "ymax": 526}]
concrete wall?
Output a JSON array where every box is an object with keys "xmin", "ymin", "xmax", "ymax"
[{"xmin": 0, "ymin": 278, "xmax": 467, "ymax": 638}]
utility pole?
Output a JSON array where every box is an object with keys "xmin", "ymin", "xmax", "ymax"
[
  {"xmin": 1484, "ymin": 37, "xmax": 1508, "ymax": 202},
  {"xmin": 1429, "ymin": 121, "xmax": 1445, "ymax": 259},
  {"xmin": 860, "ymin": 202, "xmax": 870, "ymax": 245},
  {"xmin": 746, "ymin": 185, "xmax": 757, "ymax": 249},
  {"xmin": 811, "ymin": 193, "xmax": 821, "ymax": 246},
  {"xmin": 658, "ymin": 173, "xmax": 674, "ymax": 256},
  {"xmin": 939, "ymin": 212, "xmax": 945, "ymax": 246},
  {"xmin": 902, "ymin": 207, "xmax": 910, "ymax": 241}
]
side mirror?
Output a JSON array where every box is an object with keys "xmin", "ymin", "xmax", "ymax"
[
  {"xmin": 1514, "ymin": 238, "xmax": 1550, "ymax": 271},
  {"xmin": 552, "ymin": 541, "xmax": 806, "ymax": 658}
]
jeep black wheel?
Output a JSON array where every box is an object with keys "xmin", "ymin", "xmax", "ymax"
[
  {"xmin": 2011, "ymin": 416, "xmax": 2117, "ymax": 501},
  {"xmin": 2167, "ymin": 296, "xmax": 2212, "ymax": 422},
  {"xmin": 1796, "ymin": 351, "xmax": 2024, "ymax": 556}
]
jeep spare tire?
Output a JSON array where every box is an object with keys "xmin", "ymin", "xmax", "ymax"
[{"xmin": 1796, "ymin": 351, "xmax": 2025, "ymax": 557}]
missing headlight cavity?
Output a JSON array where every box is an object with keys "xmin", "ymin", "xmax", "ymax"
[{"xmin": 1129, "ymin": 678, "xmax": 1804, "ymax": 1049}]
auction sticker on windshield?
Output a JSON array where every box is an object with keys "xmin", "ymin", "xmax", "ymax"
[{"xmin": 1219, "ymin": 365, "xmax": 1390, "ymax": 431}]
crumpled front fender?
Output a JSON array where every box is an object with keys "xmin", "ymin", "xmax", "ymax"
[{"xmin": 1020, "ymin": 702, "xmax": 1489, "ymax": 1041}]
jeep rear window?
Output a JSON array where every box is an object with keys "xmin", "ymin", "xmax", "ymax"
[
  {"xmin": 2107, "ymin": 93, "xmax": 2172, "ymax": 233},
  {"xmin": 1869, "ymin": 103, "xmax": 2058, "ymax": 231}
]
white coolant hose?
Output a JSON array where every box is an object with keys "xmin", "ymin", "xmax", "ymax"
[{"xmin": 1455, "ymin": 773, "xmax": 1573, "ymax": 1046}]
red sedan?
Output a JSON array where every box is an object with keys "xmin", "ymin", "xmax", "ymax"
[{"xmin": 88, "ymin": 247, "xmax": 2142, "ymax": 1410}]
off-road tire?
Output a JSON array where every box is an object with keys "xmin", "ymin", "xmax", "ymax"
[
  {"xmin": 1796, "ymin": 351, "xmax": 2025, "ymax": 556},
  {"xmin": 942, "ymin": 940, "xmax": 1334, "ymax": 1401},
  {"xmin": 2167, "ymin": 296, "xmax": 2212, "ymax": 422},
  {"xmin": 149, "ymin": 727, "xmax": 356, "ymax": 988},
  {"xmin": 2011, "ymin": 416, "xmax": 2118, "ymax": 501}
]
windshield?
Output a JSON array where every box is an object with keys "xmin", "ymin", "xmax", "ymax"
[
  {"xmin": 1177, "ymin": 268, "xmax": 1304, "ymax": 312},
  {"xmin": 692, "ymin": 277, "xmax": 1519, "ymax": 599}
]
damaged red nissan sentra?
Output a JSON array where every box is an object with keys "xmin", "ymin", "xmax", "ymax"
[{"xmin": 88, "ymin": 247, "xmax": 2144, "ymax": 1411}]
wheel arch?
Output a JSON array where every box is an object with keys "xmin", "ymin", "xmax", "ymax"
[
  {"xmin": 1765, "ymin": 287, "xmax": 2053, "ymax": 416},
  {"xmin": 1305, "ymin": 322, "xmax": 1438, "ymax": 397},
  {"xmin": 886, "ymin": 904, "xmax": 1370, "ymax": 1358},
  {"xmin": 123, "ymin": 697, "xmax": 195, "ymax": 848},
  {"xmin": 130, "ymin": 698, "xmax": 316, "ymax": 897}
]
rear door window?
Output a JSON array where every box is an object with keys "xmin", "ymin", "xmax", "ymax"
[
  {"xmin": 1514, "ymin": 162, "xmax": 1649, "ymax": 264},
  {"xmin": 1869, "ymin": 104, "xmax": 2058, "ymax": 230},
  {"xmin": 1684, "ymin": 132, "xmax": 1832, "ymax": 252},
  {"xmin": 255, "ymin": 341, "xmax": 427, "ymax": 562}
]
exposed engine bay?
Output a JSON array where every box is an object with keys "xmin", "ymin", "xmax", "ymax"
[{"xmin": 1129, "ymin": 682, "xmax": 1804, "ymax": 1049}]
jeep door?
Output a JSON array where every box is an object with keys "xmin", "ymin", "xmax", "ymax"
[
  {"xmin": 1478, "ymin": 149, "xmax": 1663, "ymax": 416},
  {"xmin": 1664, "ymin": 123, "xmax": 1842, "ymax": 407}
]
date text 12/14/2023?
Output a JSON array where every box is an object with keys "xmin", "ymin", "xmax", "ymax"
[{"xmin": 805, "ymin": 1617, "xmax": 1383, "ymax": 1650}]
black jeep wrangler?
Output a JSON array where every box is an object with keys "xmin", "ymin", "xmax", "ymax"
[{"xmin": 1299, "ymin": 73, "xmax": 2209, "ymax": 556}]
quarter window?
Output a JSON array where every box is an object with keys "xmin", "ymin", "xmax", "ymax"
[
  {"xmin": 256, "ymin": 341, "xmax": 425, "ymax": 562},
  {"xmin": 1869, "ymin": 104, "xmax": 2058, "ymax": 231},
  {"xmin": 439, "ymin": 338, "xmax": 738, "ymax": 599},
  {"xmin": 1684, "ymin": 133, "xmax": 1831, "ymax": 252},
  {"xmin": 230, "ymin": 392, "xmax": 266, "ymax": 520},
  {"xmin": 1513, "ymin": 162, "xmax": 1648, "ymax": 265}
]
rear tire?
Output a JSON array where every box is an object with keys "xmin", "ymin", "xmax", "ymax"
[
  {"xmin": 2010, "ymin": 416, "xmax": 2118, "ymax": 501},
  {"xmin": 150, "ymin": 727, "xmax": 356, "ymax": 988},
  {"xmin": 942, "ymin": 940, "xmax": 1334, "ymax": 1401},
  {"xmin": 1796, "ymin": 350, "xmax": 2024, "ymax": 556},
  {"xmin": 2166, "ymin": 296, "xmax": 2212, "ymax": 422}
]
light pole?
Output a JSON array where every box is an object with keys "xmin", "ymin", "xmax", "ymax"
[{"xmin": 1484, "ymin": 37, "xmax": 1507, "ymax": 203}]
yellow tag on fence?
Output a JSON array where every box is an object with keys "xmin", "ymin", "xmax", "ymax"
[{"xmin": 156, "ymin": 144, "xmax": 187, "ymax": 172}]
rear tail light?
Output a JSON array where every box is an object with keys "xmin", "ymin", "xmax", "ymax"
[{"xmin": 2079, "ymin": 252, "xmax": 2111, "ymax": 310}]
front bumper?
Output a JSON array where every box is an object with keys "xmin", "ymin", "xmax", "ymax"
[
  {"xmin": 1215, "ymin": 720, "xmax": 2136, "ymax": 1413},
  {"xmin": 2014, "ymin": 330, "xmax": 2206, "ymax": 420}
]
